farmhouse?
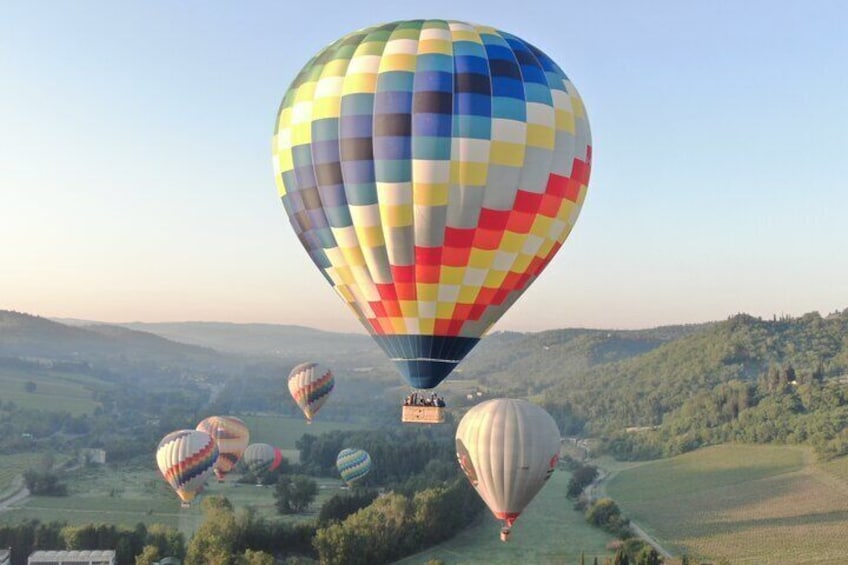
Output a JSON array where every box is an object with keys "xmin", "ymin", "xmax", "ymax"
[
  {"xmin": 78, "ymin": 448, "xmax": 106, "ymax": 465},
  {"xmin": 27, "ymin": 550, "xmax": 116, "ymax": 565}
]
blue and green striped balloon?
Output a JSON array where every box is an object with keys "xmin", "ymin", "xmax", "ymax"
[{"xmin": 336, "ymin": 447, "xmax": 372, "ymax": 485}]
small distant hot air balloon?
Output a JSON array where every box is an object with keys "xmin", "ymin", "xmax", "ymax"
[
  {"xmin": 288, "ymin": 362, "xmax": 334, "ymax": 422},
  {"xmin": 271, "ymin": 20, "xmax": 592, "ymax": 394},
  {"xmin": 156, "ymin": 429, "xmax": 218, "ymax": 507},
  {"xmin": 336, "ymin": 448, "xmax": 372, "ymax": 486},
  {"xmin": 196, "ymin": 416, "xmax": 250, "ymax": 481},
  {"xmin": 455, "ymin": 398, "xmax": 560, "ymax": 541},
  {"xmin": 242, "ymin": 443, "xmax": 281, "ymax": 484}
]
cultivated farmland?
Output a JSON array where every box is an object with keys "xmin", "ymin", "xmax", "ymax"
[
  {"xmin": 0, "ymin": 366, "xmax": 105, "ymax": 415},
  {"xmin": 607, "ymin": 444, "xmax": 848, "ymax": 564}
]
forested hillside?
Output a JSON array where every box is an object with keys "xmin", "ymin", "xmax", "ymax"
[
  {"xmin": 6, "ymin": 308, "xmax": 848, "ymax": 462},
  {"xmin": 458, "ymin": 324, "xmax": 709, "ymax": 395},
  {"xmin": 538, "ymin": 311, "xmax": 848, "ymax": 460}
]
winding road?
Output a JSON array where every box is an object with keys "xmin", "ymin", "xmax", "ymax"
[{"xmin": 0, "ymin": 484, "xmax": 30, "ymax": 512}]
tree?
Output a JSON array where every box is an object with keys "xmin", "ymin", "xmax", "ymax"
[
  {"xmin": 24, "ymin": 381, "xmax": 36, "ymax": 393},
  {"xmin": 585, "ymin": 498, "xmax": 630, "ymax": 538},
  {"xmin": 185, "ymin": 496, "xmax": 239, "ymax": 565},
  {"xmin": 135, "ymin": 545, "xmax": 160, "ymax": 565},
  {"xmin": 318, "ymin": 489, "xmax": 378, "ymax": 525},
  {"xmin": 239, "ymin": 549, "xmax": 275, "ymax": 565},
  {"xmin": 567, "ymin": 465, "xmax": 599, "ymax": 498},
  {"xmin": 275, "ymin": 475, "xmax": 318, "ymax": 514},
  {"xmin": 145, "ymin": 523, "xmax": 185, "ymax": 559},
  {"xmin": 23, "ymin": 470, "xmax": 67, "ymax": 496},
  {"xmin": 613, "ymin": 548, "xmax": 630, "ymax": 565},
  {"xmin": 635, "ymin": 546, "xmax": 661, "ymax": 565}
]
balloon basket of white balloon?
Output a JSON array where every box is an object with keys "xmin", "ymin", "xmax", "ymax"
[
  {"xmin": 180, "ymin": 501, "xmax": 190, "ymax": 509},
  {"xmin": 401, "ymin": 405, "xmax": 445, "ymax": 424}
]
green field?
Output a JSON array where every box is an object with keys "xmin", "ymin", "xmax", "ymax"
[
  {"xmin": 0, "ymin": 367, "xmax": 106, "ymax": 414},
  {"xmin": 396, "ymin": 470, "xmax": 616, "ymax": 565},
  {"xmin": 0, "ymin": 462, "xmax": 347, "ymax": 539},
  {"xmin": 0, "ymin": 452, "xmax": 57, "ymax": 495},
  {"xmin": 240, "ymin": 414, "xmax": 366, "ymax": 451},
  {"xmin": 0, "ymin": 466, "xmax": 182, "ymax": 528},
  {"xmin": 606, "ymin": 445, "xmax": 848, "ymax": 564}
]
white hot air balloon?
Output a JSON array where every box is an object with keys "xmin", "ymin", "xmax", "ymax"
[
  {"xmin": 455, "ymin": 398, "xmax": 560, "ymax": 541},
  {"xmin": 156, "ymin": 429, "xmax": 219, "ymax": 507}
]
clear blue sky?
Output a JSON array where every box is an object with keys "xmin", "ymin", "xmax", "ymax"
[{"xmin": 1, "ymin": 1, "xmax": 846, "ymax": 332}]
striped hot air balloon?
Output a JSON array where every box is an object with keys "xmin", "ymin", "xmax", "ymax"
[
  {"xmin": 271, "ymin": 20, "xmax": 592, "ymax": 391},
  {"xmin": 288, "ymin": 362, "xmax": 334, "ymax": 422},
  {"xmin": 455, "ymin": 398, "xmax": 560, "ymax": 541},
  {"xmin": 336, "ymin": 448, "xmax": 372, "ymax": 485},
  {"xmin": 196, "ymin": 416, "xmax": 250, "ymax": 481},
  {"xmin": 242, "ymin": 443, "xmax": 280, "ymax": 483},
  {"xmin": 156, "ymin": 429, "xmax": 218, "ymax": 506}
]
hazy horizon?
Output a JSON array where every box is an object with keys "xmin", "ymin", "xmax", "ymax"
[
  {"xmin": 10, "ymin": 304, "xmax": 843, "ymax": 337},
  {"xmin": 2, "ymin": 1, "xmax": 846, "ymax": 334}
]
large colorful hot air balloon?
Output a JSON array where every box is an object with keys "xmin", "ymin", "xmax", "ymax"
[
  {"xmin": 455, "ymin": 398, "xmax": 560, "ymax": 541},
  {"xmin": 242, "ymin": 443, "xmax": 281, "ymax": 484},
  {"xmin": 336, "ymin": 448, "xmax": 372, "ymax": 485},
  {"xmin": 156, "ymin": 429, "xmax": 218, "ymax": 506},
  {"xmin": 272, "ymin": 20, "xmax": 592, "ymax": 390},
  {"xmin": 196, "ymin": 416, "xmax": 250, "ymax": 481},
  {"xmin": 288, "ymin": 362, "xmax": 334, "ymax": 422}
]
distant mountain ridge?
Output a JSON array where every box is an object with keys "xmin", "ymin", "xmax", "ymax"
[{"xmin": 0, "ymin": 310, "xmax": 233, "ymax": 371}]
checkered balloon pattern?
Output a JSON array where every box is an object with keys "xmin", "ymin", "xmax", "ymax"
[{"xmin": 272, "ymin": 20, "xmax": 592, "ymax": 389}]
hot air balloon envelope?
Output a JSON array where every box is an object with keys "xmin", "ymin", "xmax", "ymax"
[
  {"xmin": 156, "ymin": 429, "xmax": 218, "ymax": 505},
  {"xmin": 336, "ymin": 447, "xmax": 372, "ymax": 485},
  {"xmin": 196, "ymin": 416, "xmax": 250, "ymax": 481},
  {"xmin": 243, "ymin": 443, "xmax": 280, "ymax": 483},
  {"xmin": 288, "ymin": 362, "xmax": 334, "ymax": 422},
  {"xmin": 455, "ymin": 398, "xmax": 560, "ymax": 538},
  {"xmin": 272, "ymin": 20, "xmax": 592, "ymax": 390}
]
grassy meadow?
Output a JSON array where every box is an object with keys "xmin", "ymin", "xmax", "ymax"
[
  {"xmin": 240, "ymin": 414, "xmax": 365, "ymax": 451},
  {"xmin": 0, "ymin": 414, "xmax": 364, "ymax": 537},
  {"xmin": 606, "ymin": 445, "xmax": 848, "ymax": 564},
  {"xmin": 0, "ymin": 366, "xmax": 106, "ymax": 415},
  {"xmin": 396, "ymin": 469, "xmax": 616, "ymax": 565},
  {"xmin": 0, "ymin": 466, "xmax": 182, "ymax": 529},
  {"xmin": 0, "ymin": 459, "xmax": 348, "ymax": 538},
  {"xmin": 0, "ymin": 452, "xmax": 58, "ymax": 495}
]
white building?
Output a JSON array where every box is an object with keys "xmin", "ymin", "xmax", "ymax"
[
  {"xmin": 1, "ymin": 548, "xmax": 10, "ymax": 565},
  {"xmin": 27, "ymin": 550, "xmax": 116, "ymax": 565}
]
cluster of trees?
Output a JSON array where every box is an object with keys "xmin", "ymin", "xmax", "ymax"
[
  {"xmin": 183, "ymin": 497, "xmax": 314, "ymax": 564},
  {"xmin": 604, "ymin": 362, "xmax": 848, "ymax": 461},
  {"xmin": 608, "ymin": 540, "xmax": 662, "ymax": 565},
  {"xmin": 317, "ymin": 488, "xmax": 378, "ymax": 526},
  {"xmin": 273, "ymin": 475, "xmax": 318, "ymax": 514},
  {"xmin": 0, "ymin": 520, "xmax": 183, "ymax": 565},
  {"xmin": 584, "ymin": 498, "xmax": 630, "ymax": 538},
  {"xmin": 21, "ymin": 469, "xmax": 67, "ymax": 496},
  {"xmin": 535, "ymin": 312, "xmax": 848, "ymax": 460},
  {"xmin": 296, "ymin": 427, "xmax": 456, "ymax": 487},
  {"xmin": 313, "ymin": 477, "xmax": 483, "ymax": 565},
  {"xmin": 566, "ymin": 462, "xmax": 600, "ymax": 499}
]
